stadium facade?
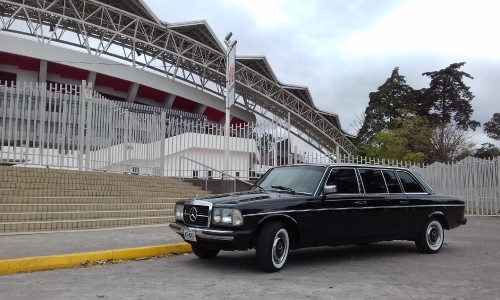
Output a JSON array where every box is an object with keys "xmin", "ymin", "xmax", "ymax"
[{"xmin": 0, "ymin": 0, "xmax": 355, "ymax": 177}]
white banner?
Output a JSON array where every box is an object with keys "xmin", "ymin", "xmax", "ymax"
[{"xmin": 226, "ymin": 44, "xmax": 236, "ymax": 107}]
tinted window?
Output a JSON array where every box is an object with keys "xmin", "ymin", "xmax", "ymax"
[
  {"xmin": 326, "ymin": 168, "xmax": 359, "ymax": 193},
  {"xmin": 382, "ymin": 170, "xmax": 403, "ymax": 193},
  {"xmin": 397, "ymin": 171, "xmax": 426, "ymax": 193},
  {"xmin": 359, "ymin": 169, "xmax": 387, "ymax": 193}
]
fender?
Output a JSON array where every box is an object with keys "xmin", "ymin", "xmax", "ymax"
[
  {"xmin": 257, "ymin": 213, "xmax": 298, "ymax": 226},
  {"xmin": 426, "ymin": 211, "xmax": 450, "ymax": 229}
]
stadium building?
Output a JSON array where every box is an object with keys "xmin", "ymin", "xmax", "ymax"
[{"xmin": 0, "ymin": 0, "xmax": 355, "ymax": 178}]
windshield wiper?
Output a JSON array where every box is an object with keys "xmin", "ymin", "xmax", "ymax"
[
  {"xmin": 271, "ymin": 185, "xmax": 296, "ymax": 194},
  {"xmin": 251, "ymin": 183, "xmax": 264, "ymax": 190}
]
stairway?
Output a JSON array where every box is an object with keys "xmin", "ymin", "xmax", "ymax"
[{"xmin": 0, "ymin": 166, "xmax": 211, "ymax": 234}]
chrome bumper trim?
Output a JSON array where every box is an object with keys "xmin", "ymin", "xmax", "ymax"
[{"xmin": 169, "ymin": 223, "xmax": 235, "ymax": 241}]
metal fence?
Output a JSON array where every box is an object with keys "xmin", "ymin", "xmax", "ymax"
[
  {"xmin": 1, "ymin": 82, "xmax": 498, "ymax": 216},
  {"xmin": 0, "ymin": 82, "xmax": 301, "ymax": 180},
  {"xmin": 412, "ymin": 157, "xmax": 499, "ymax": 216}
]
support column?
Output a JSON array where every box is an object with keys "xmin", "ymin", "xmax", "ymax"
[
  {"xmin": 87, "ymin": 71, "xmax": 97, "ymax": 88},
  {"xmin": 163, "ymin": 94, "xmax": 176, "ymax": 108},
  {"xmin": 126, "ymin": 82, "xmax": 139, "ymax": 103},
  {"xmin": 193, "ymin": 104, "xmax": 207, "ymax": 115},
  {"xmin": 38, "ymin": 60, "xmax": 48, "ymax": 83}
]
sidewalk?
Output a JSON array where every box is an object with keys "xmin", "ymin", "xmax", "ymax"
[{"xmin": 0, "ymin": 225, "xmax": 190, "ymax": 275}]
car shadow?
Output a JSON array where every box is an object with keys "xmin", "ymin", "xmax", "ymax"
[{"xmin": 181, "ymin": 241, "xmax": 433, "ymax": 273}]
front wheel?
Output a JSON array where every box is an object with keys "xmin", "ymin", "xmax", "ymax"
[
  {"xmin": 256, "ymin": 222, "xmax": 290, "ymax": 272},
  {"xmin": 191, "ymin": 245, "xmax": 220, "ymax": 259},
  {"xmin": 415, "ymin": 218, "xmax": 444, "ymax": 254}
]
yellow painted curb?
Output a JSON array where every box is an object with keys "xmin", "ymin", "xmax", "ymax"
[{"xmin": 0, "ymin": 243, "xmax": 192, "ymax": 275}]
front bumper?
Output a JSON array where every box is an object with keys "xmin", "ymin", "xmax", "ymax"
[{"xmin": 168, "ymin": 222, "xmax": 253, "ymax": 250}]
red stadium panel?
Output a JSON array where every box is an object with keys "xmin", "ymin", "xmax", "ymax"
[
  {"xmin": 47, "ymin": 62, "xmax": 88, "ymax": 81},
  {"xmin": 95, "ymin": 73, "xmax": 130, "ymax": 93},
  {"xmin": 0, "ymin": 52, "xmax": 39, "ymax": 71},
  {"xmin": 0, "ymin": 70, "xmax": 16, "ymax": 86},
  {"xmin": 203, "ymin": 106, "xmax": 225, "ymax": 122},
  {"xmin": 170, "ymin": 96, "xmax": 198, "ymax": 113},
  {"xmin": 137, "ymin": 85, "xmax": 167, "ymax": 103},
  {"xmin": 230, "ymin": 117, "xmax": 247, "ymax": 126}
]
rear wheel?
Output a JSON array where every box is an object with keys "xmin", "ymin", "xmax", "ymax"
[
  {"xmin": 256, "ymin": 222, "xmax": 290, "ymax": 272},
  {"xmin": 415, "ymin": 218, "xmax": 444, "ymax": 254},
  {"xmin": 191, "ymin": 245, "xmax": 220, "ymax": 259}
]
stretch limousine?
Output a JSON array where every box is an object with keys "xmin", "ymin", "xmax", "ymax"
[{"xmin": 169, "ymin": 164, "xmax": 467, "ymax": 272}]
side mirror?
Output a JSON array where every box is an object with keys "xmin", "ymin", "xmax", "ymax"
[{"xmin": 323, "ymin": 185, "xmax": 337, "ymax": 195}]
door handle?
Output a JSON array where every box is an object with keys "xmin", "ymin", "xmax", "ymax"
[
  {"xmin": 354, "ymin": 201, "xmax": 367, "ymax": 205},
  {"xmin": 400, "ymin": 201, "xmax": 409, "ymax": 205}
]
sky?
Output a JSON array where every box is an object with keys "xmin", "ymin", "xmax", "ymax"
[{"xmin": 145, "ymin": 0, "xmax": 500, "ymax": 147}]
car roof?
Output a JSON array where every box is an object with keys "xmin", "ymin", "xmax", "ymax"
[{"xmin": 279, "ymin": 163, "xmax": 410, "ymax": 171}]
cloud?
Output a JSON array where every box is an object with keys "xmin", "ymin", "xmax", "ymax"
[
  {"xmin": 145, "ymin": 0, "xmax": 500, "ymax": 147},
  {"xmin": 342, "ymin": 0, "xmax": 500, "ymax": 60}
]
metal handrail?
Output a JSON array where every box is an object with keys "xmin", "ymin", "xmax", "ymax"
[{"xmin": 178, "ymin": 156, "xmax": 253, "ymax": 192}]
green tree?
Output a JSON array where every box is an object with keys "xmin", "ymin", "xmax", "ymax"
[
  {"xmin": 362, "ymin": 117, "xmax": 431, "ymax": 163},
  {"xmin": 474, "ymin": 143, "xmax": 500, "ymax": 159},
  {"xmin": 356, "ymin": 67, "xmax": 416, "ymax": 143},
  {"xmin": 483, "ymin": 113, "xmax": 500, "ymax": 140},
  {"xmin": 421, "ymin": 62, "xmax": 480, "ymax": 130},
  {"xmin": 365, "ymin": 130, "xmax": 408, "ymax": 160}
]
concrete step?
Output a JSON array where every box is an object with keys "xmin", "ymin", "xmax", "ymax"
[
  {"xmin": 0, "ymin": 203, "xmax": 175, "ymax": 213},
  {"xmin": 0, "ymin": 182, "xmax": 206, "ymax": 192},
  {"xmin": 0, "ymin": 209, "xmax": 171, "ymax": 222},
  {"xmin": 0, "ymin": 189, "xmax": 211, "ymax": 198},
  {"xmin": 0, "ymin": 166, "xmax": 211, "ymax": 233},
  {"xmin": 0, "ymin": 176, "xmax": 195, "ymax": 188},
  {"xmin": 0, "ymin": 168, "xmax": 193, "ymax": 185},
  {"xmin": 0, "ymin": 216, "xmax": 174, "ymax": 233},
  {"xmin": 0, "ymin": 197, "xmax": 183, "ymax": 204}
]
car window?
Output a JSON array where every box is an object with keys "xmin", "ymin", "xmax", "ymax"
[
  {"xmin": 359, "ymin": 169, "xmax": 388, "ymax": 193},
  {"xmin": 382, "ymin": 170, "xmax": 403, "ymax": 193},
  {"xmin": 397, "ymin": 171, "xmax": 426, "ymax": 193},
  {"xmin": 326, "ymin": 168, "xmax": 360, "ymax": 194}
]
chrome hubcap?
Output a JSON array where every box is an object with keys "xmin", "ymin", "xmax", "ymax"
[
  {"xmin": 272, "ymin": 229, "xmax": 289, "ymax": 267},
  {"xmin": 426, "ymin": 221, "xmax": 443, "ymax": 250}
]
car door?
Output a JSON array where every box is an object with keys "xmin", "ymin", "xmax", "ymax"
[
  {"xmin": 396, "ymin": 170, "xmax": 433, "ymax": 233},
  {"xmin": 358, "ymin": 168, "xmax": 406, "ymax": 239},
  {"xmin": 315, "ymin": 167, "xmax": 366, "ymax": 244}
]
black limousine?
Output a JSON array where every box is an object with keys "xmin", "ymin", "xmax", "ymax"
[{"xmin": 169, "ymin": 164, "xmax": 467, "ymax": 272}]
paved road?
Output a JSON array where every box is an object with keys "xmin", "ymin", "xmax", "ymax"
[{"xmin": 1, "ymin": 217, "xmax": 499, "ymax": 300}]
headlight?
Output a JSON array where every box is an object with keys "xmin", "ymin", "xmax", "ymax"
[
  {"xmin": 212, "ymin": 208, "xmax": 243, "ymax": 226},
  {"xmin": 174, "ymin": 203, "xmax": 184, "ymax": 221}
]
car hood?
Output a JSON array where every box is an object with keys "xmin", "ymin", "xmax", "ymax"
[{"xmin": 189, "ymin": 190, "xmax": 305, "ymax": 206}]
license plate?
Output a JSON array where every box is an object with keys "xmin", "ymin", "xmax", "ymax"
[{"xmin": 184, "ymin": 229, "xmax": 197, "ymax": 242}]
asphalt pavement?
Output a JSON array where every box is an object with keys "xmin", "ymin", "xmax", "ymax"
[{"xmin": 0, "ymin": 217, "xmax": 498, "ymax": 299}]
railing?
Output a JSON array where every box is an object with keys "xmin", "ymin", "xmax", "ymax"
[{"xmin": 178, "ymin": 156, "xmax": 253, "ymax": 193}]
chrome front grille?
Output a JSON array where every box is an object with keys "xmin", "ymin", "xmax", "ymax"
[{"xmin": 183, "ymin": 204, "xmax": 210, "ymax": 226}]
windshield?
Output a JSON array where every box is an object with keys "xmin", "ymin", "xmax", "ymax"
[{"xmin": 255, "ymin": 165, "xmax": 326, "ymax": 194}]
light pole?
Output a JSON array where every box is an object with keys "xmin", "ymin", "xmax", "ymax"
[{"xmin": 224, "ymin": 32, "xmax": 237, "ymax": 178}]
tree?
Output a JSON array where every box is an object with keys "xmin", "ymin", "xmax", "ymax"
[
  {"xmin": 430, "ymin": 123, "xmax": 475, "ymax": 162},
  {"xmin": 421, "ymin": 62, "xmax": 480, "ymax": 131},
  {"xmin": 483, "ymin": 113, "xmax": 500, "ymax": 140},
  {"xmin": 474, "ymin": 143, "xmax": 500, "ymax": 159},
  {"xmin": 362, "ymin": 117, "xmax": 431, "ymax": 163},
  {"xmin": 356, "ymin": 67, "xmax": 417, "ymax": 144}
]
